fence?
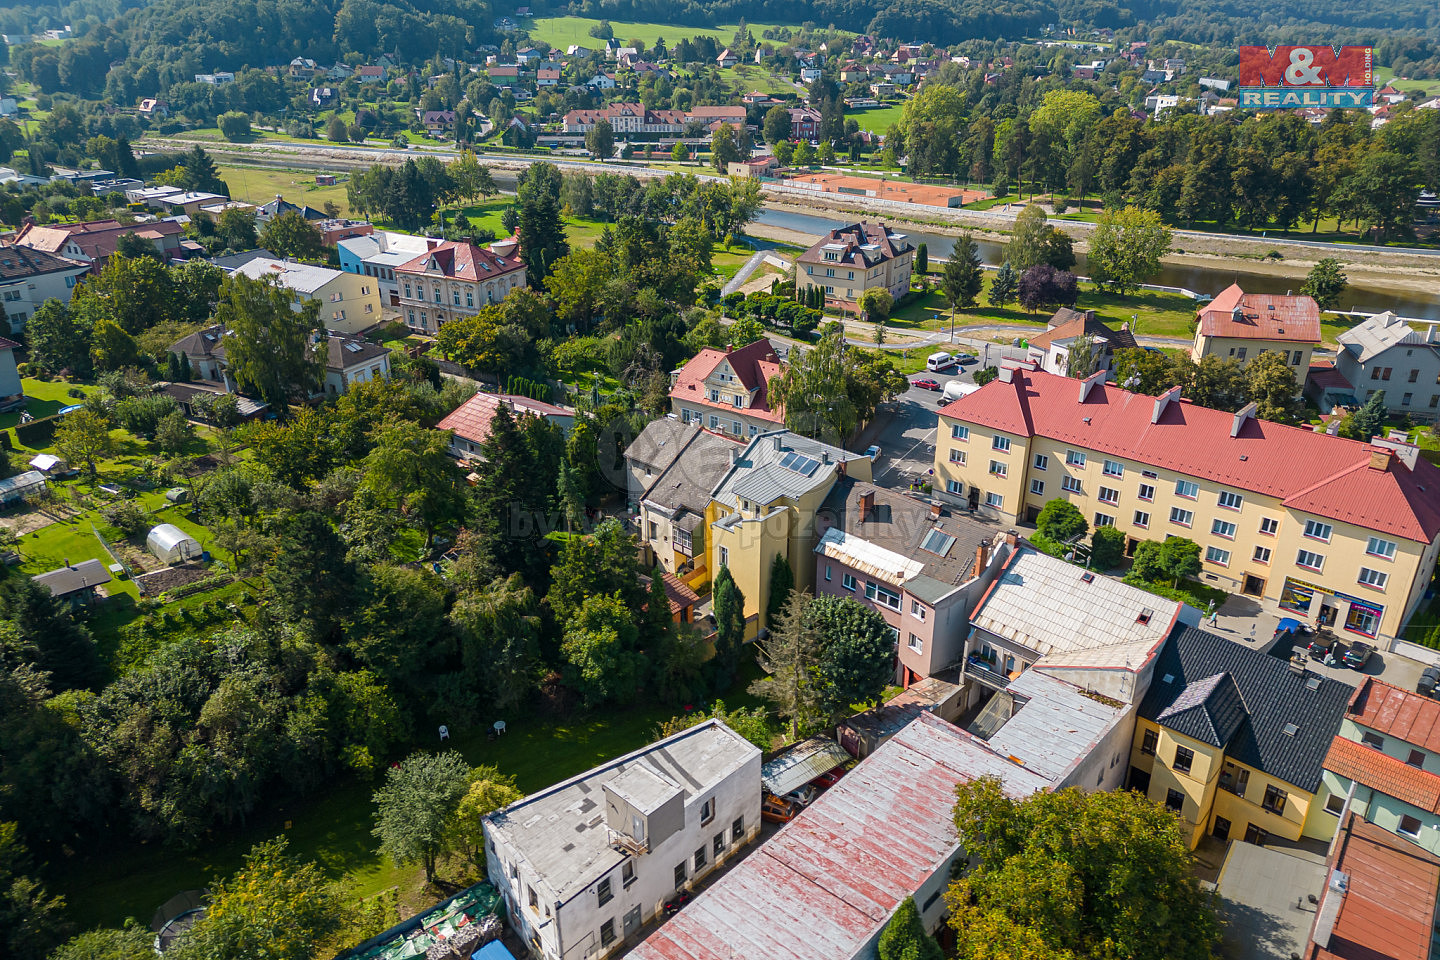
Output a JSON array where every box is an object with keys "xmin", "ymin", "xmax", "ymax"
[
  {"xmin": 91, "ymin": 521, "xmax": 136, "ymax": 581},
  {"xmin": 1388, "ymin": 636, "xmax": 1440, "ymax": 664}
]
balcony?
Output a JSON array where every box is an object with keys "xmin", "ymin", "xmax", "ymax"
[{"xmin": 963, "ymin": 655, "xmax": 1014, "ymax": 692}]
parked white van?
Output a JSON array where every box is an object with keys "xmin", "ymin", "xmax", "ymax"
[{"xmin": 926, "ymin": 351, "xmax": 954, "ymax": 371}]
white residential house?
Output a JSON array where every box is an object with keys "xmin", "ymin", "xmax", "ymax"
[
  {"xmin": 484, "ymin": 720, "xmax": 761, "ymax": 960},
  {"xmin": 337, "ymin": 230, "xmax": 435, "ymax": 301},
  {"xmin": 0, "ymin": 246, "xmax": 90, "ymax": 334}
]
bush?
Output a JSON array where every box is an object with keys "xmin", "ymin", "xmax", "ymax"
[
  {"xmin": 1090, "ymin": 525, "xmax": 1126, "ymax": 570},
  {"xmin": 67, "ymin": 387, "xmax": 85, "ymax": 399},
  {"xmin": 103, "ymin": 500, "xmax": 150, "ymax": 538},
  {"xmin": 14, "ymin": 414, "xmax": 60, "ymax": 448}
]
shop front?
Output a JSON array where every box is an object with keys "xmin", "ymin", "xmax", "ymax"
[{"xmin": 1279, "ymin": 577, "xmax": 1384, "ymax": 640}]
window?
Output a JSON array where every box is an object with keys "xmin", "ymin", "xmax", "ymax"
[
  {"xmin": 992, "ymin": 435, "xmax": 1011, "ymax": 452},
  {"xmin": 989, "ymin": 461, "xmax": 1007, "ymax": 478},
  {"xmin": 1205, "ymin": 546, "xmax": 1230, "ymax": 566},
  {"xmin": 985, "ymin": 492, "xmax": 1004, "ymax": 508},
  {"xmin": 732, "ymin": 396, "xmax": 743, "ymax": 408},
  {"xmin": 1358, "ymin": 567, "xmax": 1388, "ymax": 589},
  {"xmin": 1399, "ymin": 815, "xmax": 1423, "ymax": 838},
  {"xmin": 1030, "ymin": 479, "xmax": 1046, "ymax": 496},
  {"xmin": 528, "ymin": 886, "xmax": 538, "ymax": 911},
  {"xmin": 951, "ymin": 424, "xmax": 970, "ymax": 441},
  {"xmin": 1062, "ymin": 475, "xmax": 1083, "ymax": 493},
  {"xmin": 1253, "ymin": 545, "xmax": 1271, "ymax": 564},
  {"xmin": 1137, "ymin": 483, "xmax": 1155, "ymax": 502},
  {"xmin": 1218, "ymin": 491, "xmax": 1243, "ymax": 510},
  {"xmin": 911, "ymin": 600, "xmax": 926, "ymax": 620},
  {"xmin": 718, "ymin": 546, "xmax": 728, "ymax": 567},
  {"xmin": 1165, "ymin": 789, "xmax": 1185, "ymax": 813},
  {"xmin": 865, "ymin": 581, "xmax": 902, "ymax": 610},
  {"xmin": 1260, "ymin": 517, "xmax": 1279, "ymax": 536},
  {"xmin": 825, "ymin": 565, "xmax": 832, "ymax": 582},
  {"xmin": 1304, "ymin": 519, "xmax": 1333, "ymax": 542},
  {"xmin": 1366, "ymin": 537, "xmax": 1397, "ymax": 560},
  {"xmin": 453, "ymin": 289, "xmax": 461, "ymax": 305},
  {"xmin": 1066, "ymin": 450, "xmax": 1087, "ymax": 466},
  {"xmin": 842, "ymin": 573, "xmax": 857, "ymax": 591},
  {"xmin": 694, "ymin": 846, "xmax": 706, "ymax": 870},
  {"xmin": 674, "ymin": 862, "xmax": 687, "ymax": 887},
  {"xmin": 1361, "ymin": 731, "xmax": 1384, "ymax": 749},
  {"xmin": 1408, "ymin": 749, "xmax": 1426, "ymax": 769},
  {"xmin": 1324, "ymin": 793, "xmax": 1345, "ymax": 815},
  {"xmin": 949, "ymin": 449, "xmax": 967, "ymax": 464},
  {"xmin": 1236, "ymin": 347, "xmax": 1247, "ymax": 361},
  {"xmin": 1296, "ymin": 549, "xmax": 1325, "ymax": 572},
  {"xmin": 1211, "ymin": 519, "xmax": 1237, "ymax": 539},
  {"xmin": 1033, "ymin": 454, "xmax": 1049, "ymax": 470},
  {"xmin": 732, "ymin": 816, "xmax": 745, "ymax": 842},
  {"xmin": 908, "ymin": 633, "xmax": 923, "ymax": 652},
  {"xmin": 1134, "ymin": 510, "xmax": 1150, "ymax": 528},
  {"xmin": 1173, "ymin": 746, "xmax": 1194, "ymax": 774},
  {"xmin": 714, "ymin": 832, "xmax": 725, "ymax": 856},
  {"xmin": 622, "ymin": 861, "xmax": 635, "ymax": 887},
  {"xmin": 700, "ymin": 798, "xmax": 714, "ymax": 825},
  {"xmin": 1098, "ymin": 486, "xmax": 1119, "ymax": 504},
  {"xmin": 598, "ymin": 878, "xmax": 613, "ymax": 906},
  {"xmin": 947, "ymin": 479, "xmax": 963, "ymax": 495},
  {"xmin": 1175, "ymin": 480, "xmax": 1199, "ymax": 499},
  {"xmin": 1141, "ymin": 728, "xmax": 1158, "ymax": 755},
  {"xmin": 1403, "ymin": 393, "xmax": 1414, "ymax": 406},
  {"xmin": 1170, "ymin": 507, "xmax": 1193, "ymax": 527},
  {"xmin": 1262, "ymin": 785, "xmax": 1286, "ymax": 815},
  {"xmin": 709, "ymin": 415, "xmax": 719, "ymax": 429},
  {"xmin": 1095, "ymin": 513, "xmax": 1115, "ymax": 527},
  {"xmin": 600, "ymin": 920, "xmax": 617, "ymax": 947},
  {"xmin": 1103, "ymin": 460, "xmax": 1124, "ymax": 478},
  {"xmin": 1292, "ymin": 350, "xmax": 1304, "ymax": 365}
]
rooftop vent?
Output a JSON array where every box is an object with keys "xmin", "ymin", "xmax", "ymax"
[
  {"xmin": 1306, "ymin": 676, "xmax": 1321, "ymax": 691},
  {"xmin": 1161, "ymin": 673, "xmax": 1174, "ymax": 684},
  {"xmin": 1081, "ymin": 572, "xmax": 1095, "ymax": 583},
  {"xmin": 1137, "ymin": 608, "xmax": 1153, "ymax": 625}
]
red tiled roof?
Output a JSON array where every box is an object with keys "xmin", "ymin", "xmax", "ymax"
[
  {"xmin": 1308, "ymin": 363, "xmax": 1354, "ymax": 392},
  {"xmin": 1324, "ymin": 736, "xmax": 1440, "ymax": 812},
  {"xmin": 13, "ymin": 218, "xmax": 184, "ymax": 265},
  {"xmin": 1308, "ymin": 814, "xmax": 1440, "ymax": 960},
  {"xmin": 938, "ymin": 368, "xmax": 1440, "ymax": 541},
  {"xmin": 436, "ymin": 392, "xmax": 570, "ymax": 446},
  {"xmin": 1197, "ymin": 283, "xmax": 1321, "ymax": 343},
  {"xmin": 394, "ymin": 240, "xmax": 522, "ymax": 281},
  {"xmin": 668, "ymin": 339, "xmax": 786, "ymax": 423},
  {"xmin": 1347, "ymin": 678, "xmax": 1440, "ymax": 752}
]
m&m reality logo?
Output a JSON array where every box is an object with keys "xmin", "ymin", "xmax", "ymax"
[{"xmin": 1237, "ymin": 45, "xmax": 1374, "ymax": 109}]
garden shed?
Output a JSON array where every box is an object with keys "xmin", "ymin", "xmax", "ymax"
[
  {"xmin": 0, "ymin": 470, "xmax": 46, "ymax": 505},
  {"xmin": 146, "ymin": 523, "xmax": 202, "ymax": 564}
]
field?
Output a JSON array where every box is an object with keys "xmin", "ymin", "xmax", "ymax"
[
  {"xmin": 851, "ymin": 102, "xmax": 905, "ymax": 135},
  {"xmin": 214, "ymin": 163, "xmax": 356, "ymax": 216},
  {"xmin": 526, "ymin": 17, "xmax": 792, "ymax": 50},
  {"xmin": 1371, "ymin": 65, "xmax": 1440, "ymax": 99}
]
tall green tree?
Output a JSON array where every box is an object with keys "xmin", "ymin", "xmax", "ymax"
[
  {"xmin": 770, "ymin": 329, "xmax": 858, "ymax": 443},
  {"xmin": 265, "ymin": 510, "xmax": 357, "ymax": 641},
  {"xmin": 372, "ymin": 752, "xmax": 471, "ymax": 883},
  {"xmin": 170, "ymin": 838, "xmax": 342, "ymax": 960},
  {"xmin": 1006, "ymin": 204, "xmax": 1052, "ymax": 272},
  {"xmin": 766, "ymin": 553, "xmax": 793, "ymax": 626},
  {"xmin": 711, "ymin": 565, "xmax": 747, "ymax": 694},
  {"xmin": 1186, "ymin": 355, "xmax": 1247, "ymax": 412},
  {"xmin": 1088, "ymin": 206, "xmax": 1172, "ymax": 296},
  {"xmin": 710, "ymin": 122, "xmax": 741, "ymax": 171},
  {"xmin": 1344, "ymin": 389, "xmax": 1388, "ymax": 441},
  {"xmin": 259, "ymin": 211, "xmax": 324, "ymax": 260},
  {"xmin": 748, "ymin": 589, "xmax": 821, "ymax": 738},
  {"xmin": 22, "ymin": 300, "xmax": 91, "ymax": 375},
  {"xmin": 946, "ymin": 780, "xmax": 1220, "ymax": 960},
  {"xmin": 879, "ymin": 897, "xmax": 943, "ymax": 960},
  {"xmin": 1300, "ymin": 257, "xmax": 1348, "ymax": 310},
  {"xmin": 915, "ymin": 242, "xmax": 928, "ymax": 275},
  {"xmin": 561, "ymin": 593, "xmax": 643, "ymax": 708},
  {"xmin": 179, "ymin": 145, "xmax": 227, "ymax": 194},
  {"xmin": 361, "ymin": 422, "xmax": 465, "ymax": 546},
  {"xmin": 214, "ymin": 272, "xmax": 324, "ymax": 408},
  {"xmin": 0, "ymin": 822, "xmax": 70, "ymax": 960},
  {"xmin": 54, "ymin": 409, "xmax": 114, "ymax": 479},
  {"xmin": 1035, "ymin": 498, "xmax": 1087, "ymax": 544},
  {"xmin": 942, "ymin": 234, "xmax": 984, "ymax": 316},
  {"xmin": 762, "ymin": 104, "xmax": 791, "ymax": 145},
  {"xmin": 448, "ymin": 768, "xmax": 523, "ymax": 873},
  {"xmin": 585, "ymin": 119, "xmax": 614, "ymax": 160},
  {"xmin": 516, "ymin": 161, "xmax": 569, "ymax": 283},
  {"xmin": 1243, "ymin": 351, "xmax": 1303, "ymax": 424},
  {"xmin": 809, "ymin": 595, "xmax": 894, "ymax": 720},
  {"xmin": 987, "ymin": 261, "xmax": 1018, "ymax": 308}
]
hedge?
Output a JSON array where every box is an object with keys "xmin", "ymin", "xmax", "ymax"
[{"xmin": 14, "ymin": 414, "xmax": 61, "ymax": 448}]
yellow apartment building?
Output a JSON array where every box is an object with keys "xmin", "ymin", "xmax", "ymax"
[
  {"xmin": 933, "ymin": 367, "xmax": 1440, "ymax": 641},
  {"xmin": 794, "ymin": 222, "xmax": 914, "ymax": 312},
  {"xmin": 703, "ymin": 431, "xmax": 872, "ymax": 628},
  {"xmin": 1191, "ymin": 283, "xmax": 1321, "ymax": 370},
  {"xmin": 1129, "ymin": 626, "xmax": 1354, "ymax": 849}
]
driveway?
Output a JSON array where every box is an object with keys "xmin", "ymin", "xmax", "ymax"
[{"xmin": 853, "ymin": 362, "xmax": 990, "ymax": 489}]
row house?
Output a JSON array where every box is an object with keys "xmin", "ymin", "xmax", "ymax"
[
  {"xmin": 934, "ymin": 366, "xmax": 1440, "ymax": 641},
  {"xmin": 233, "ymin": 258, "xmax": 381, "ymax": 335},
  {"xmin": 337, "ymin": 230, "xmax": 434, "ymax": 301},
  {"xmin": 395, "ymin": 239, "xmax": 526, "ymax": 334},
  {"xmin": 626, "ymin": 420, "xmax": 743, "ymax": 578}
]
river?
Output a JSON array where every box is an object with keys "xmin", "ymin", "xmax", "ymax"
[{"xmin": 753, "ymin": 208, "xmax": 1440, "ymax": 320}]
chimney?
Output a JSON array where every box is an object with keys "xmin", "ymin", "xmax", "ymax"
[
  {"xmin": 725, "ymin": 343, "xmax": 734, "ymax": 353},
  {"xmin": 773, "ymin": 436, "xmax": 783, "ymax": 451},
  {"xmin": 975, "ymin": 540, "xmax": 990, "ymax": 571},
  {"xmin": 822, "ymin": 451, "xmax": 831, "ymax": 464},
  {"xmin": 998, "ymin": 366, "xmax": 1015, "ymax": 384},
  {"xmin": 929, "ymin": 502, "xmax": 942, "ymax": 520},
  {"xmin": 1005, "ymin": 529, "xmax": 1019, "ymax": 548},
  {"xmin": 1151, "ymin": 385, "xmax": 1182, "ymax": 423},
  {"xmin": 1372, "ymin": 436, "xmax": 1420, "ymax": 471},
  {"xmin": 1368, "ymin": 446, "xmax": 1394, "ymax": 471},
  {"xmin": 1230, "ymin": 402, "xmax": 1257, "ymax": 437},
  {"xmin": 858, "ymin": 490, "xmax": 875, "ymax": 523},
  {"xmin": 1078, "ymin": 370, "xmax": 1106, "ymax": 403},
  {"xmin": 729, "ymin": 447, "xmax": 739, "ymax": 465}
]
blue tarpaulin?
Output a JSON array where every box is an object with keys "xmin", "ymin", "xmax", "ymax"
[
  {"xmin": 1276, "ymin": 618, "xmax": 1303, "ymax": 634},
  {"xmin": 473, "ymin": 941, "xmax": 517, "ymax": 960}
]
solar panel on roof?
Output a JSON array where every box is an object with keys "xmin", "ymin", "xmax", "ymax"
[{"xmin": 778, "ymin": 451, "xmax": 819, "ymax": 476}]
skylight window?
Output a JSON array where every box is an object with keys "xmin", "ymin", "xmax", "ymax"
[
  {"xmin": 778, "ymin": 451, "xmax": 820, "ymax": 476},
  {"xmin": 920, "ymin": 528, "xmax": 956, "ymax": 557},
  {"xmin": 1282, "ymin": 723, "xmax": 1299, "ymax": 737}
]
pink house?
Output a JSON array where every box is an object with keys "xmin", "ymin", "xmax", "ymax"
[{"xmin": 814, "ymin": 478, "xmax": 1014, "ymax": 686}]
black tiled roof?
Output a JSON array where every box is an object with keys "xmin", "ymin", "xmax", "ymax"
[{"xmin": 1139, "ymin": 626, "xmax": 1354, "ymax": 792}]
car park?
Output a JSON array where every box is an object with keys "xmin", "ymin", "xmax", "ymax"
[
  {"xmin": 785, "ymin": 784, "xmax": 819, "ymax": 807},
  {"xmin": 911, "ymin": 378, "xmax": 941, "ymax": 391},
  {"xmin": 1342, "ymin": 641, "xmax": 1374, "ymax": 669},
  {"xmin": 760, "ymin": 793, "xmax": 800, "ymax": 823}
]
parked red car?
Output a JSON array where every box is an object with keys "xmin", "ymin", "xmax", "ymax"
[
  {"xmin": 810, "ymin": 765, "xmax": 848, "ymax": 789},
  {"xmin": 911, "ymin": 378, "xmax": 942, "ymax": 391}
]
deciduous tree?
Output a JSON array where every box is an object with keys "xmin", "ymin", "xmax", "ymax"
[
  {"xmin": 1301, "ymin": 257, "xmax": 1348, "ymax": 310},
  {"xmin": 259, "ymin": 211, "xmax": 324, "ymax": 260},
  {"xmin": 215, "ymin": 272, "xmax": 324, "ymax": 408},
  {"xmin": 1088, "ymin": 206, "xmax": 1172, "ymax": 296},
  {"xmin": 54, "ymin": 409, "xmax": 114, "ymax": 478},
  {"xmin": 1243, "ymin": 350, "xmax": 1303, "ymax": 424}
]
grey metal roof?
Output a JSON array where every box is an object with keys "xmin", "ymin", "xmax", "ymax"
[
  {"xmin": 33, "ymin": 558, "xmax": 112, "ymax": 597},
  {"xmin": 984, "ymin": 669, "xmax": 1127, "ymax": 783},
  {"xmin": 1337, "ymin": 312, "xmax": 1436, "ymax": 364},
  {"xmin": 482, "ymin": 719, "xmax": 758, "ymax": 905},
  {"xmin": 626, "ymin": 417, "xmax": 693, "ymax": 473},
  {"xmin": 1139, "ymin": 626, "xmax": 1354, "ymax": 793},
  {"xmin": 711, "ymin": 430, "xmax": 861, "ymax": 508},
  {"xmin": 760, "ymin": 739, "xmax": 850, "ymax": 796}
]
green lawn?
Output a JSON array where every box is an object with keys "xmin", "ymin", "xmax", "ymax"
[
  {"xmin": 55, "ymin": 662, "xmax": 770, "ymax": 927},
  {"xmin": 852, "ymin": 102, "xmax": 905, "ymax": 135},
  {"xmin": 527, "ymin": 17, "xmax": 793, "ymax": 50},
  {"xmin": 215, "ymin": 163, "xmax": 356, "ymax": 216},
  {"xmin": 893, "ymin": 277, "xmax": 1199, "ymax": 340},
  {"xmin": 1371, "ymin": 65, "xmax": 1440, "ymax": 99},
  {"xmin": 0, "ymin": 378, "xmax": 98, "ymax": 430}
]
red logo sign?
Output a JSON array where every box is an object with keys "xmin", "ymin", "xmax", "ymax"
[{"xmin": 1238, "ymin": 46, "xmax": 1372, "ymax": 88}]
